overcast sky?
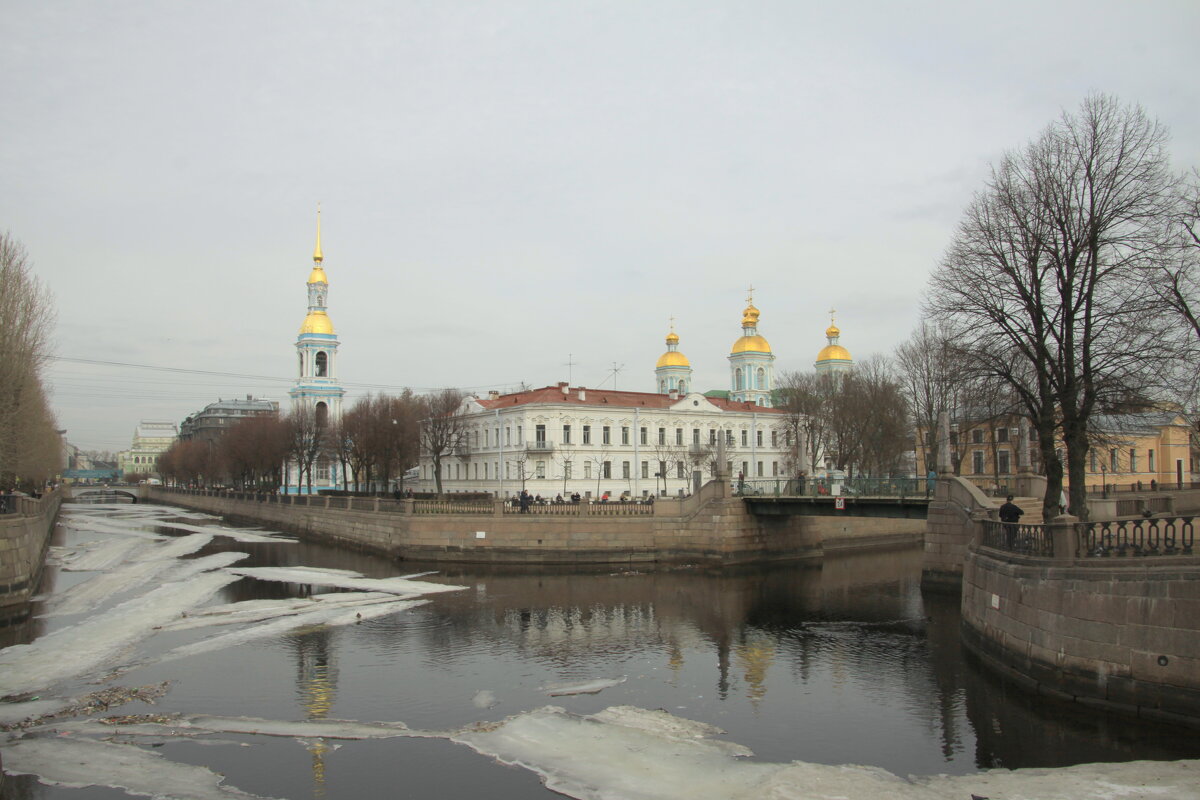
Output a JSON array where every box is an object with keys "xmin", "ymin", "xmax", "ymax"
[{"xmin": 5, "ymin": 1, "xmax": 1199, "ymax": 452}]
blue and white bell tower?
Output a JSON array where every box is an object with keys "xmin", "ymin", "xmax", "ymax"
[
  {"xmin": 288, "ymin": 209, "xmax": 345, "ymax": 427},
  {"xmin": 728, "ymin": 287, "xmax": 775, "ymax": 407}
]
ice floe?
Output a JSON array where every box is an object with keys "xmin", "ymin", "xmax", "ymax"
[
  {"xmin": 472, "ymin": 690, "xmax": 499, "ymax": 709},
  {"xmin": 225, "ymin": 566, "xmax": 466, "ymax": 596},
  {"xmin": 542, "ymin": 676, "xmax": 627, "ymax": 696},
  {"xmin": 0, "ymin": 571, "xmax": 239, "ymax": 697},
  {"xmin": 152, "ymin": 519, "xmax": 297, "ymax": 543},
  {"xmin": 153, "ymin": 592, "xmax": 403, "ymax": 632},
  {"xmin": 2, "ymin": 736, "xmax": 281, "ymax": 800}
]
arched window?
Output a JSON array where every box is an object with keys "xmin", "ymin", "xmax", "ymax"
[
  {"xmin": 757, "ymin": 368, "xmax": 766, "ymax": 389},
  {"xmin": 298, "ymin": 352, "xmax": 304, "ymax": 375},
  {"xmin": 679, "ymin": 381, "xmax": 686, "ymax": 394},
  {"xmin": 315, "ymin": 401, "xmax": 329, "ymax": 427},
  {"xmin": 735, "ymin": 368, "xmax": 744, "ymax": 390},
  {"xmin": 315, "ymin": 351, "xmax": 328, "ymax": 377}
]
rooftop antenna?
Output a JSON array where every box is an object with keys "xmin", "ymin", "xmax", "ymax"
[
  {"xmin": 563, "ymin": 354, "xmax": 577, "ymax": 385},
  {"xmin": 609, "ymin": 362, "xmax": 625, "ymax": 391}
]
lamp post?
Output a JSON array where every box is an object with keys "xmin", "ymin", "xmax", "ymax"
[{"xmin": 1101, "ymin": 464, "xmax": 1107, "ymax": 499}]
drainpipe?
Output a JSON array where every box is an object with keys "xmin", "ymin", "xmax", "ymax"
[
  {"xmin": 496, "ymin": 407, "xmax": 503, "ymax": 499},
  {"xmin": 634, "ymin": 407, "xmax": 640, "ymax": 498}
]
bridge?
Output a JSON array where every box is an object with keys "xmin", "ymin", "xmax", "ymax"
[
  {"xmin": 65, "ymin": 485, "xmax": 146, "ymax": 503},
  {"xmin": 735, "ymin": 477, "xmax": 934, "ymax": 519}
]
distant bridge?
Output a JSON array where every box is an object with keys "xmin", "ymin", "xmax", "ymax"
[
  {"xmin": 736, "ymin": 477, "xmax": 934, "ymax": 519},
  {"xmin": 66, "ymin": 486, "xmax": 145, "ymax": 503}
]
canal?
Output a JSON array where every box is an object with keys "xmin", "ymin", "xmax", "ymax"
[{"xmin": 2, "ymin": 501, "xmax": 1198, "ymax": 799}]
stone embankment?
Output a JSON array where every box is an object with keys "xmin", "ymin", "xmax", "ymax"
[
  {"xmin": 144, "ymin": 483, "xmax": 923, "ymax": 566},
  {"xmin": 924, "ymin": 476, "xmax": 1200, "ymax": 728},
  {"xmin": 0, "ymin": 489, "xmax": 61, "ymax": 614}
]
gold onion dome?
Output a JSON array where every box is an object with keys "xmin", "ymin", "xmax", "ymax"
[
  {"xmin": 742, "ymin": 303, "xmax": 760, "ymax": 326},
  {"xmin": 826, "ymin": 323, "xmax": 840, "ymax": 338},
  {"xmin": 732, "ymin": 335, "xmax": 772, "ymax": 354},
  {"xmin": 308, "ymin": 265, "xmax": 328, "ymax": 284},
  {"xmin": 817, "ymin": 343, "xmax": 851, "ymax": 361},
  {"xmin": 300, "ymin": 311, "xmax": 335, "ymax": 335},
  {"xmin": 657, "ymin": 329, "xmax": 690, "ymax": 368}
]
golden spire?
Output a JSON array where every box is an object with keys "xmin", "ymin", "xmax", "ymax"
[{"xmin": 313, "ymin": 205, "xmax": 324, "ymax": 264}]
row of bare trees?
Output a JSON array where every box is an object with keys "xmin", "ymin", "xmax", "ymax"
[
  {"xmin": 924, "ymin": 94, "xmax": 1200, "ymax": 521},
  {"xmin": 0, "ymin": 233, "xmax": 62, "ymax": 492},
  {"xmin": 158, "ymin": 390, "xmax": 428, "ymax": 493}
]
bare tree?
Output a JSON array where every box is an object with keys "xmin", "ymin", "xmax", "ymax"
[
  {"xmin": 0, "ymin": 233, "xmax": 59, "ymax": 490},
  {"xmin": 286, "ymin": 406, "xmax": 325, "ymax": 495},
  {"xmin": 927, "ymin": 95, "xmax": 1183, "ymax": 520},
  {"xmin": 895, "ymin": 322, "xmax": 963, "ymax": 476},
  {"xmin": 776, "ymin": 371, "xmax": 827, "ymax": 478},
  {"xmin": 420, "ymin": 388, "xmax": 466, "ymax": 495}
]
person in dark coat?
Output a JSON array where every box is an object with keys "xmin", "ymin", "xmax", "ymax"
[
  {"xmin": 519, "ymin": 490, "xmax": 531, "ymax": 513},
  {"xmin": 998, "ymin": 495, "xmax": 1023, "ymax": 548}
]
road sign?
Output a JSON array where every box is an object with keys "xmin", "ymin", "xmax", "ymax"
[{"xmin": 835, "ymin": 497, "xmax": 845, "ymax": 510}]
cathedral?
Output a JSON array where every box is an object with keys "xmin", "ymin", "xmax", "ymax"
[{"xmin": 417, "ymin": 293, "xmax": 854, "ymax": 497}]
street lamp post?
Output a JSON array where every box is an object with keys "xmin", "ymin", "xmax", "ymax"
[{"xmin": 1101, "ymin": 464, "xmax": 1107, "ymax": 499}]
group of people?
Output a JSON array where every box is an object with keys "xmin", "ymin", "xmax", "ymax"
[{"xmin": 513, "ymin": 489, "xmax": 655, "ymax": 511}]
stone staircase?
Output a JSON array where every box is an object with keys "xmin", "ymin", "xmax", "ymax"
[{"xmin": 992, "ymin": 495, "xmax": 1045, "ymax": 524}]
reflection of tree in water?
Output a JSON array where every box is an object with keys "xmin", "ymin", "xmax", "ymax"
[{"xmin": 288, "ymin": 627, "xmax": 339, "ymax": 799}]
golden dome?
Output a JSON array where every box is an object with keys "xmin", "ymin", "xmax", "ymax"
[
  {"xmin": 657, "ymin": 350, "xmax": 690, "ymax": 368},
  {"xmin": 742, "ymin": 304, "xmax": 760, "ymax": 327},
  {"xmin": 825, "ymin": 323, "xmax": 840, "ymax": 338},
  {"xmin": 732, "ymin": 335, "xmax": 772, "ymax": 354},
  {"xmin": 308, "ymin": 265, "xmax": 328, "ymax": 284},
  {"xmin": 666, "ymin": 331, "xmax": 680, "ymax": 345},
  {"xmin": 817, "ymin": 344, "xmax": 851, "ymax": 362},
  {"xmin": 300, "ymin": 311, "xmax": 335, "ymax": 335}
]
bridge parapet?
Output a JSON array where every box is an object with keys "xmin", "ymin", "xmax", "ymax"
[{"xmin": 921, "ymin": 476, "xmax": 994, "ymax": 591}]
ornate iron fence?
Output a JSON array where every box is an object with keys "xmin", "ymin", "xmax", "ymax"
[
  {"xmin": 735, "ymin": 477, "xmax": 931, "ymax": 499},
  {"xmin": 413, "ymin": 499, "xmax": 493, "ymax": 515},
  {"xmin": 1080, "ymin": 517, "xmax": 1195, "ymax": 557},
  {"xmin": 982, "ymin": 520, "xmax": 1054, "ymax": 557}
]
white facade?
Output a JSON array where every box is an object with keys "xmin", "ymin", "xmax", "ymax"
[
  {"xmin": 119, "ymin": 420, "xmax": 177, "ymax": 478},
  {"xmin": 419, "ymin": 384, "xmax": 798, "ymax": 499}
]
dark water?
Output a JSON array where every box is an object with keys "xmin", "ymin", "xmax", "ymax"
[{"xmin": 3, "ymin": 503, "xmax": 1199, "ymax": 799}]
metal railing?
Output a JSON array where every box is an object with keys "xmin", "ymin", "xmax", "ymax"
[
  {"xmin": 982, "ymin": 520, "xmax": 1054, "ymax": 557},
  {"xmin": 502, "ymin": 500, "xmax": 654, "ymax": 516},
  {"xmin": 1080, "ymin": 517, "xmax": 1195, "ymax": 557},
  {"xmin": 734, "ymin": 476, "xmax": 932, "ymax": 499}
]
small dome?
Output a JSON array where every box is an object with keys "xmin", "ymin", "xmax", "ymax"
[
  {"xmin": 657, "ymin": 351, "xmax": 690, "ymax": 368},
  {"xmin": 666, "ymin": 331, "xmax": 680, "ymax": 345},
  {"xmin": 732, "ymin": 335, "xmax": 772, "ymax": 354},
  {"xmin": 308, "ymin": 265, "xmax": 328, "ymax": 285},
  {"xmin": 816, "ymin": 344, "xmax": 851, "ymax": 362},
  {"xmin": 300, "ymin": 311, "xmax": 335, "ymax": 335},
  {"xmin": 826, "ymin": 323, "xmax": 840, "ymax": 338},
  {"xmin": 742, "ymin": 304, "xmax": 760, "ymax": 327}
]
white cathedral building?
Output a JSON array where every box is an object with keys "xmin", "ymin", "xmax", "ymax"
[
  {"xmin": 416, "ymin": 296, "xmax": 851, "ymax": 498},
  {"xmin": 284, "ymin": 211, "xmax": 345, "ymax": 493}
]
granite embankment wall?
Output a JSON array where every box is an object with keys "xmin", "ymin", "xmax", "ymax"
[
  {"xmin": 144, "ymin": 484, "xmax": 923, "ymax": 565},
  {"xmin": 922, "ymin": 476, "xmax": 992, "ymax": 592},
  {"xmin": 0, "ymin": 490, "xmax": 62, "ymax": 612}
]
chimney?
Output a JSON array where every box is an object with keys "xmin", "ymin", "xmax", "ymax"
[
  {"xmin": 669, "ymin": 389, "xmax": 679, "ymax": 400},
  {"xmin": 559, "ymin": 382, "xmax": 569, "ymax": 395},
  {"xmin": 578, "ymin": 387, "xmax": 586, "ymax": 401},
  {"xmin": 488, "ymin": 390, "xmax": 500, "ymax": 400}
]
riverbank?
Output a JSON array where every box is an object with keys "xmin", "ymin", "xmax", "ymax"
[
  {"xmin": 145, "ymin": 484, "xmax": 924, "ymax": 565},
  {"xmin": 0, "ymin": 489, "xmax": 61, "ymax": 616}
]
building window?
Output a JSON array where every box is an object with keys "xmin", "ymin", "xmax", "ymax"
[
  {"xmin": 1149, "ymin": 449, "xmax": 1155, "ymax": 473},
  {"xmin": 972, "ymin": 429, "xmax": 983, "ymax": 444},
  {"xmin": 564, "ymin": 461, "xmax": 572, "ymax": 479},
  {"xmin": 741, "ymin": 461, "xmax": 748, "ymax": 477},
  {"xmin": 506, "ymin": 427, "xmax": 511, "ymax": 445},
  {"xmin": 677, "ymin": 461, "xmax": 685, "ymax": 479},
  {"xmin": 998, "ymin": 450, "xmax": 1010, "ymax": 474},
  {"xmin": 675, "ymin": 428, "xmax": 683, "ymax": 445},
  {"xmin": 1110, "ymin": 448, "xmax": 1118, "ymax": 472},
  {"xmin": 741, "ymin": 430, "xmax": 748, "ymax": 447},
  {"xmin": 709, "ymin": 429, "xmax": 717, "ymax": 445},
  {"xmin": 1130, "ymin": 449, "xmax": 1137, "ymax": 473},
  {"xmin": 1090, "ymin": 451, "xmax": 1098, "ymax": 472},
  {"xmin": 621, "ymin": 426, "xmax": 630, "ymax": 445},
  {"xmin": 997, "ymin": 427, "xmax": 1009, "ymax": 443},
  {"xmin": 584, "ymin": 462, "xmax": 592, "ymax": 479},
  {"xmin": 771, "ymin": 430, "xmax": 778, "ymax": 447},
  {"xmin": 757, "ymin": 461, "xmax": 763, "ymax": 476},
  {"xmin": 603, "ymin": 426, "xmax": 611, "ymax": 445},
  {"xmin": 726, "ymin": 431, "xmax": 734, "ymax": 446},
  {"xmin": 583, "ymin": 425, "xmax": 591, "ymax": 444},
  {"xmin": 973, "ymin": 451, "xmax": 984, "ymax": 475},
  {"xmin": 602, "ymin": 461, "xmax": 612, "ymax": 479},
  {"xmin": 622, "ymin": 461, "xmax": 630, "ymax": 479},
  {"xmin": 658, "ymin": 427, "xmax": 666, "ymax": 445},
  {"xmin": 640, "ymin": 427, "xmax": 648, "ymax": 445},
  {"xmin": 536, "ymin": 425, "xmax": 546, "ymax": 446},
  {"xmin": 772, "ymin": 461, "xmax": 779, "ymax": 476},
  {"xmin": 536, "ymin": 461, "xmax": 546, "ymax": 479},
  {"xmin": 315, "ymin": 351, "xmax": 328, "ymax": 377},
  {"xmin": 562, "ymin": 425, "xmax": 572, "ymax": 444},
  {"xmin": 659, "ymin": 460, "xmax": 667, "ymax": 479},
  {"xmin": 693, "ymin": 428, "xmax": 701, "ymax": 445},
  {"xmin": 641, "ymin": 461, "xmax": 649, "ymax": 479},
  {"xmin": 757, "ymin": 430, "xmax": 763, "ymax": 446}
]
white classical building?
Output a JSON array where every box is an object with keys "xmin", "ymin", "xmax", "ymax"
[
  {"xmin": 118, "ymin": 420, "xmax": 178, "ymax": 479},
  {"xmin": 284, "ymin": 211, "xmax": 346, "ymax": 493},
  {"xmin": 418, "ymin": 297, "xmax": 803, "ymax": 498}
]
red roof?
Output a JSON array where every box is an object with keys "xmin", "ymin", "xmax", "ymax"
[{"xmin": 475, "ymin": 384, "xmax": 784, "ymax": 414}]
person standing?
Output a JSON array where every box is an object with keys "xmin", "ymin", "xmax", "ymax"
[{"xmin": 999, "ymin": 495, "xmax": 1023, "ymax": 549}]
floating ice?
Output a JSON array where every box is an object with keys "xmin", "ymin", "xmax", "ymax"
[
  {"xmin": 2, "ymin": 736, "xmax": 280, "ymax": 800},
  {"xmin": 225, "ymin": 566, "xmax": 466, "ymax": 596},
  {"xmin": 154, "ymin": 592, "xmax": 402, "ymax": 632},
  {"xmin": 153, "ymin": 519, "xmax": 297, "ymax": 543},
  {"xmin": 151, "ymin": 598, "xmax": 428, "ymax": 665},
  {"xmin": 0, "ymin": 571, "xmax": 239, "ymax": 697},
  {"xmin": 542, "ymin": 676, "xmax": 627, "ymax": 696},
  {"xmin": 472, "ymin": 690, "xmax": 498, "ymax": 709},
  {"xmin": 41, "ymin": 534, "xmax": 220, "ymax": 617},
  {"xmin": 57, "ymin": 537, "xmax": 144, "ymax": 571}
]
